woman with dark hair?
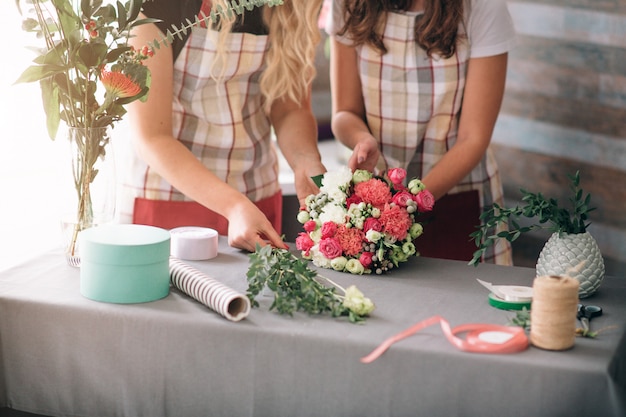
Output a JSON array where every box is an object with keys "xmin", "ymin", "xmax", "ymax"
[{"xmin": 326, "ymin": 0, "xmax": 516, "ymax": 264}]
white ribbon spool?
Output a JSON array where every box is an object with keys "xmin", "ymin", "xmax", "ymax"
[{"xmin": 170, "ymin": 227, "xmax": 219, "ymax": 261}]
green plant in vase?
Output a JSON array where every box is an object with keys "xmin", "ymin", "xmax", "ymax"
[
  {"xmin": 16, "ymin": 0, "xmax": 155, "ymax": 264},
  {"xmin": 15, "ymin": 0, "xmax": 282, "ymax": 265},
  {"xmin": 469, "ymin": 171, "xmax": 605, "ymax": 298}
]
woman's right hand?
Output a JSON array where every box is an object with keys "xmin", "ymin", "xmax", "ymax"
[
  {"xmin": 226, "ymin": 199, "xmax": 288, "ymax": 253},
  {"xmin": 348, "ymin": 135, "xmax": 381, "ymax": 173}
]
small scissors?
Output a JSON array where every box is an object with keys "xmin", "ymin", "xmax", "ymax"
[{"xmin": 576, "ymin": 303, "xmax": 603, "ymax": 333}]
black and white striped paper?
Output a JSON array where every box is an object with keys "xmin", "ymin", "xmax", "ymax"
[{"xmin": 169, "ymin": 258, "xmax": 250, "ymax": 322}]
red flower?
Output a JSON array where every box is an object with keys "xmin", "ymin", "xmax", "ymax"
[
  {"xmin": 100, "ymin": 69, "xmax": 142, "ymax": 99},
  {"xmin": 354, "ymin": 178, "xmax": 392, "ymax": 208},
  {"xmin": 380, "ymin": 204, "xmax": 412, "ymax": 240},
  {"xmin": 295, "ymin": 232, "xmax": 314, "ymax": 255},
  {"xmin": 359, "ymin": 251, "xmax": 374, "ymax": 268},
  {"xmin": 319, "ymin": 237, "xmax": 343, "ymax": 259},
  {"xmin": 304, "ymin": 220, "xmax": 317, "ymax": 233},
  {"xmin": 346, "ymin": 193, "xmax": 363, "ymax": 208},
  {"xmin": 336, "ymin": 225, "xmax": 364, "ymax": 256},
  {"xmin": 391, "ymin": 190, "xmax": 413, "ymax": 207},
  {"xmin": 414, "ymin": 190, "xmax": 435, "ymax": 212},
  {"xmin": 388, "ymin": 168, "xmax": 407, "ymax": 187},
  {"xmin": 321, "ymin": 222, "xmax": 338, "ymax": 239},
  {"xmin": 363, "ymin": 217, "xmax": 382, "ymax": 233}
]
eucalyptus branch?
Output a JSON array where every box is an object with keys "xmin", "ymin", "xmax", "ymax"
[
  {"xmin": 246, "ymin": 245, "xmax": 375, "ymax": 323},
  {"xmin": 147, "ymin": 0, "xmax": 285, "ymax": 52},
  {"xmin": 469, "ymin": 171, "xmax": 595, "ymax": 266}
]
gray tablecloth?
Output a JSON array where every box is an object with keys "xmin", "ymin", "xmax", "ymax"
[{"xmin": 0, "ymin": 238, "xmax": 624, "ymax": 417}]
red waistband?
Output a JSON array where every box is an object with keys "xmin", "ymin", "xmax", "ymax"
[{"xmin": 132, "ymin": 192, "xmax": 283, "ymax": 235}]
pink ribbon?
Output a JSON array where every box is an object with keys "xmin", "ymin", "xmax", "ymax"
[{"xmin": 361, "ymin": 315, "xmax": 529, "ymax": 363}]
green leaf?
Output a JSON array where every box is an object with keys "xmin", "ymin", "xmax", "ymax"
[
  {"xmin": 14, "ymin": 64, "xmax": 61, "ymax": 84},
  {"xmin": 116, "ymin": 0, "xmax": 128, "ymax": 31},
  {"xmin": 311, "ymin": 174, "xmax": 324, "ymax": 188},
  {"xmin": 78, "ymin": 42, "xmax": 108, "ymax": 68},
  {"xmin": 40, "ymin": 78, "xmax": 61, "ymax": 140}
]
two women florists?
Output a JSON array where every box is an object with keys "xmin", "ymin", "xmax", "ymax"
[{"xmin": 123, "ymin": 0, "xmax": 514, "ymax": 264}]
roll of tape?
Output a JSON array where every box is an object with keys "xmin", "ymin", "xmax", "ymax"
[
  {"xmin": 488, "ymin": 293, "xmax": 531, "ymax": 311},
  {"xmin": 170, "ymin": 227, "xmax": 219, "ymax": 260},
  {"xmin": 497, "ymin": 285, "xmax": 534, "ymax": 302},
  {"xmin": 477, "ymin": 279, "xmax": 533, "ymax": 302}
]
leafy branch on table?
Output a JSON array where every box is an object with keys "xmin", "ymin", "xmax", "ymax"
[{"xmin": 246, "ymin": 245, "xmax": 375, "ymax": 323}]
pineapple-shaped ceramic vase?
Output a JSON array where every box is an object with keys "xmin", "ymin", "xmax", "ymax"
[{"xmin": 536, "ymin": 231, "xmax": 605, "ymax": 298}]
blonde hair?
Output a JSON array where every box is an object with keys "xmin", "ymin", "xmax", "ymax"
[{"xmin": 211, "ymin": 0, "xmax": 322, "ymax": 110}]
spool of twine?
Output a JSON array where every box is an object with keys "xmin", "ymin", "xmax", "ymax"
[{"xmin": 530, "ymin": 275, "xmax": 579, "ymax": 351}]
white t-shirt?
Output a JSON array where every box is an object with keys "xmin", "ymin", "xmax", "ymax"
[{"xmin": 326, "ymin": 0, "xmax": 517, "ymax": 59}]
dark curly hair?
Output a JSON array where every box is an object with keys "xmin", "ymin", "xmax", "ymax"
[{"xmin": 336, "ymin": 0, "xmax": 465, "ymax": 58}]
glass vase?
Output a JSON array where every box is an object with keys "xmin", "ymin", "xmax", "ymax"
[{"xmin": 61, "ymin": 126, "xmax": 116, "ymax": 267}]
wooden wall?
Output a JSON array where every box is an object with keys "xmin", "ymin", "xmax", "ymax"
[{"xmin": 495, "ymin": 0, "xmax": 626, "ymax": 276}]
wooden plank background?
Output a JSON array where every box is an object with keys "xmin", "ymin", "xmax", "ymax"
[{"xmin": 495, "ymin": 0, "xmax": 626, "ymax": 275}]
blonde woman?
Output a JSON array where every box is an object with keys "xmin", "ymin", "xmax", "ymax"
[{"xmin": 122, "ymin": 0, "xmax": 325, "ymax": 251}]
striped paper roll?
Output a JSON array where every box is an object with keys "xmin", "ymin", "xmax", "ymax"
[{"xmin": 169, "ymin": 258, "xmax": 250, "ymax": 322}]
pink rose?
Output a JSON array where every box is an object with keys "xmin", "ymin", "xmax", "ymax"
[
  {"xmin": 387, "ymin": 168, "xmax": 407, "ymax": 187},
  {"xmin": 321, "ymin": 222, "xmax": 338, "ymax": 239},
  {"xmin": 363, "ymin": 217, "xmax": 382, "ymax": 233},
  {"xmin": 304, "ymin": 220, "xmax": 317, "ymax": 233},
  {"xmin": 319, "ymin": 237, "xmax": 343, "ymax": 259},
  {"xmin": 295, "ymin": 232, "xmax": 314, "ymax": 255},
  {"xmin": 359, "ymin": 251, "xmax": 374, "ymax": 269},
  {"xmin": 391, "ymin": 190, "xmax": 413, "ymax": 207},
  {"xmin": 414, "ymin": 190, "xmax": 435, "ymax": 212}
]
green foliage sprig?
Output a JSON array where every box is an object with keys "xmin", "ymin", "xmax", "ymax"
[
  {"xmin": 15, "ymin": 0, "xmax": 283, "ymax": 140},
  {"xmin": 246, "ymin": 245, "xmax": 375, "ymax": 323},
  {"xmin": 469, "ymin": 171, "xmax": 595, "ymax": 266},
  {"xmin": 508, "ymin": 308, "xmax": 598, "ymax": 338}
]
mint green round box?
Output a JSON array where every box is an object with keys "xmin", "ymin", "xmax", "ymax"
[{"xmin": 79, "ymin": 224, "xmax": 171, "ymax": 304}]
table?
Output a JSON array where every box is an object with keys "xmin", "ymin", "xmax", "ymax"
[{"xmin": 1, "ymin": 239, "xmax": 624, "ymax": 417}]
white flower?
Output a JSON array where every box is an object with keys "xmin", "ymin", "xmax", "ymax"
[
  {"xmin": 345, "ymin": 259, "xmax": 365, "ymax": 275},
  {"xmin": 330, "ymin": 256, "xmax": 348, "ymax": 271},
  {"xmin": 402, "ymin": 241, "xmax": 416, "ymax": 256},
  {"xmin": 366, "ymin": 230, "xmax": 382, "ymax": 243},
  {"xmin": 409, "ymin": 223, "xmax": 424, "ymax": 239},
  {"xmin": 352, "ymin": 169, "xmax": 373, "ymax": 184},
  {"xmin": 383, "ymin": 234, "xmax": 397, "ymax": 245},
  {"xmin": 320, "ymin": 166, "xmax": 352, "ymax": 202},
  {"xmin": 311, "ymin": 246, "xmax": 332, "ymax": 269},
  {"xmin": 310, "ymin": 228, "xmax": 322, "ymax": 243},
  {"xmin": 408, "ymin": 178, "xmax": 426, "ymax": 194},
  {"xmin": 297, "ymin": 210, "xmax": 310, "ymax": 224},
  {"xmin": 343, "ymin": 285, "xmax": 375, "ymax": 315},
  {"xmin": 319, "ymin": 203, "xmax": 347, "ymax": 225}
]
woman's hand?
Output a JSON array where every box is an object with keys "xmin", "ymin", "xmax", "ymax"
[
  {"xmin": 347, "ymin": 134, "xmax": 380, "ymax": 173},
  {"xmin": 293, "ymin": 160, "xmax": 326, "ymax": 207},
  {"xmin": 225, "ymin": 198, "xmax": 288, "ymax": 252}
]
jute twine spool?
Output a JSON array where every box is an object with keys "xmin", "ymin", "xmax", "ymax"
[{"xmin": 530, "ymin": 275, "xmax": 579, "ymax": 350}]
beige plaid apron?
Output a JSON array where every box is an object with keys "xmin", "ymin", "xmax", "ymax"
[
  {"xmin": 356, "ymin": 11, "xmax": 511, "ymax": 264},
  {"xmin": 119, "ymin": 20, "xmax": 281, "ymax": 230}
]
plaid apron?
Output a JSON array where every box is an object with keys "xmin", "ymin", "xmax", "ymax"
[
  {"xmin": 119, "ymin": 12, "xmax": 282, "ymax": 234},
  {"xmin": 357, "ymin": 11, "xmax": 511, "ymax": 264}
]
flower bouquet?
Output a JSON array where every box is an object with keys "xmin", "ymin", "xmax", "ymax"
[{"xmin": 296, "ymin": 167, "xmax": 434, "ymax": 275}]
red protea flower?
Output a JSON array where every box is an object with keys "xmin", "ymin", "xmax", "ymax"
[{"xmin": 100, "ymin": 69, "xmax": 141, "ymax": 99}]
